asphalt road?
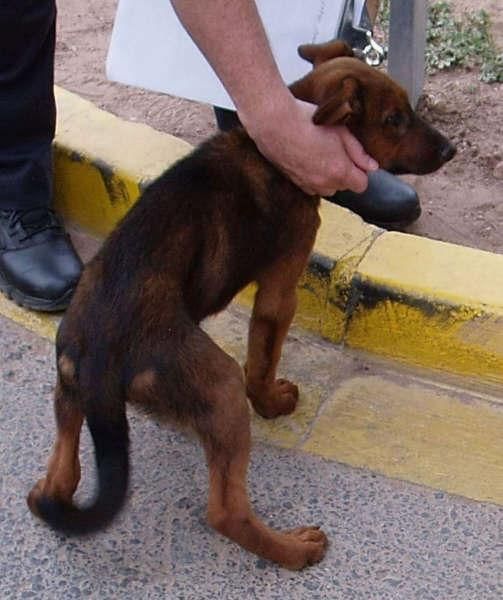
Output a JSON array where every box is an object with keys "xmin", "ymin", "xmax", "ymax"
[{"xmin": 1, "ymin": 314, "xmax": 502, "ymax": 599}]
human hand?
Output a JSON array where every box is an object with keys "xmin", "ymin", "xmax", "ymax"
[{"xmin": 239, "ymin": 95, "xmax": 379, "ymax": 196}]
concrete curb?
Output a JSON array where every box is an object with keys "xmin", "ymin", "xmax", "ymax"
[
  {"xmin": 53, "ymin": 87, "xmax": 192, "ymax": 237},
  {"xmin": 53, "ymin": 87, "xmax": 503, "ymax": 386}
]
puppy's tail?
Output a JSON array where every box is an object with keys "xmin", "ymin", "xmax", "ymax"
[{"xmin": 35, "ymin": 407, "xmax": 129, "ymax": 536}]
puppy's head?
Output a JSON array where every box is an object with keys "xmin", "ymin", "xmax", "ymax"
[{"xmin": 292, "ymin": 40, "xmax": 456, "ymax": 175}]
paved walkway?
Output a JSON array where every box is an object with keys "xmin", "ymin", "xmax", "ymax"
[{"xmin": 1, "ymin": 314, "xmax": 502, "ymax": 599}]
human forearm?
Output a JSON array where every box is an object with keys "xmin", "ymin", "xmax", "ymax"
[
  {"xmin": 170, "ymin": 0, "xmax": 378, "ymax": 195},
  {"xmin": 170, "ymin": 0, "xmax": 291, "ymax": 124}
]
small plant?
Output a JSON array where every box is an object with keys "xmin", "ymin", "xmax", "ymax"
[
  {"xmin": 426, "ymin": 3, "xmax": 502, "ymax": 82},
  {"xmin": 377, "ymin": 0, "xmax": 502, "ymax": 83}
]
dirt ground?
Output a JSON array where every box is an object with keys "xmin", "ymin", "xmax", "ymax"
[{"xmin": 55, "ymin": 0, "xmax": 502, "ymax": 254}]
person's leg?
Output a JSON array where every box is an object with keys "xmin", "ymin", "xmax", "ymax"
[
  {"xmin": 366, "ymin": 0, "xmax": 380, "ymax": 23},
  {"xmin": 0, "ymin": 0, "xmax": 82, "ymax": 311},
  {"xmin": 214, "ymin": 106, "xmax": 241, "ymax": 132}
]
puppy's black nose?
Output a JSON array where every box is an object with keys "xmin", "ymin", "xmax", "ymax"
[{"xmin": 440, "ymin": 142, "xmax": 456, "ymax": 163}]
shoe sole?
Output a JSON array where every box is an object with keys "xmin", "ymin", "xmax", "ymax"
[
  {"xmin": 367, "ymin": 205, "xmax": 422, "ymax": 230},
  {"xmin": 0, "ymin": 271, "xmax": 74, "ymax": 312}
]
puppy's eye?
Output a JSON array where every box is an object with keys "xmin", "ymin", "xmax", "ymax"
[{"xmin": 384, "ymin": 113, "xmax": 403, "ymax": 128}]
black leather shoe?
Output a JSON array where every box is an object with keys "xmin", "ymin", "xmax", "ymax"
[
  {"xmin": 0, "ymin": 207, "xmax": 83, "ymax": 311},
  {"xmin": 330, "ymin": 169, "xmax": 421, "ymax": 228}
]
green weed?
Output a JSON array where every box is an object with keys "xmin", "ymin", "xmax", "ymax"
[{"xmin": 377, "ymin": 0, "xmax": 502, "ymax": 83}]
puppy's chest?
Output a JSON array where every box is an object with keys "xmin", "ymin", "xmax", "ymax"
[{"xmin": 183, "ymin": 198, "xmax": 320, "ymax": 321}]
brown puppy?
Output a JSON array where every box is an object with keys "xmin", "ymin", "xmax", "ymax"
[{"xmin": 27, "ymin": 41, "xmax": 455, "ymax": 570}]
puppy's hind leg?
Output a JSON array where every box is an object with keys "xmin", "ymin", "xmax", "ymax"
[
  {"xmin": 27, "ymin": 377, "xmax": 83, "ymax": 515},
  {"xmin": 193, "ymin": 335, "xmax": 327, "ymax": 569}
]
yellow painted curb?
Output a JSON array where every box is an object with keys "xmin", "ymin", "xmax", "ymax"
[
  {"xmin": 346, "ymin": 232, "xmax": 503, "ymax": 384},
  {"xmin": 53, "ymin": 87, "xmax": 192, "ymax": 236},
  {"xmin": 32, "ymin": 88, "xmax": 503, "ymax": 389}
]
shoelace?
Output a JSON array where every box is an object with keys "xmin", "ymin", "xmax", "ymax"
[{"xmin": 0, "ymin": 207, "xmax": 62, "ymax": 242}]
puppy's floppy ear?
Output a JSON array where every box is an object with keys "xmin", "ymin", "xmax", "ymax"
[
  {"xmin": 298, "ymin": 40, "xmax": 354, "ymax": 67},
  {"xmin": 312, "ymin": 77, "xmax": 362, "ymax": 126}
]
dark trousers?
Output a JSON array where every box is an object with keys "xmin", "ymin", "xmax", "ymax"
[
  {"xmin": 0, "ymin": 0, "xmax": 56, "ymax": 209},
  {"xmin": 214, "ymin": 107, "xmax": 240, "ymax": 132}
]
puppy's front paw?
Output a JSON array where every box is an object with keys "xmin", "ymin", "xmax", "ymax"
[{"xmin": 248, "ymin": 378, "xmax": 299, "ymax": 419}]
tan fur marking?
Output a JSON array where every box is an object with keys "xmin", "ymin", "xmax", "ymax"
[
  {"xmin": 58, "ymin": 355, "xmax": 76, "ymax": 385},
  {"xmin": 128, "ymin": 369, "xmax": 157, "ymax": 402}
]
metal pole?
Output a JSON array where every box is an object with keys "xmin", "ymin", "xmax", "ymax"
[{"xmin": 388, "ymin": 0, "xmax": 427, "ymax": 107}]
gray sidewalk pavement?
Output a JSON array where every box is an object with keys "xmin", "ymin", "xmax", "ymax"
[{"xmin": 1, "ymin": 314, "xmax": 502, "ymax": 600}]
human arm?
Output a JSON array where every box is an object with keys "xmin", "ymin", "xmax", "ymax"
[{"xmin": 170, "ymin": 0, "xmax": 378, "ymax": 195}]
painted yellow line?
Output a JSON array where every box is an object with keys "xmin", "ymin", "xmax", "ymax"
[
  {"xmin": 303, "ymin": 374, "xmax": 503, "ymax": 505},
  {"xmin": 3, "ymin": 288, "xmax": 502, "ymax": 506},
  {"xmin": 0, "ymin": 295, "xmax": 58, "ymax": 342}
]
